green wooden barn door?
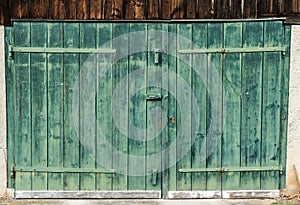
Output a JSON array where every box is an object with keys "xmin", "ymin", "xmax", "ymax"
[
  {"xmin": 5, "ymin": 20, "xmax": 290, "ymax": 198},
  {"xmin": 6, "ymin": 22, "xmax": 168, "ymax": 195},
  {"xmin": 168, "ymin": 20, "xmax": 290, "ymax": 198}
]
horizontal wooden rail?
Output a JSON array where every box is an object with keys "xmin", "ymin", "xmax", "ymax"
[
  {"xmin": 13, "ymin": 166, "xmax": 116, "ymax": 174},
  {"xmin": 178, "ymin": 166, "xmax": 283, "ymax": 173},
  {"xmin": 178, "ymin": 47, "xmax": 286, "ymax": 54}
]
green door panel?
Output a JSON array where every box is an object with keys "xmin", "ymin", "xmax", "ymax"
[{"xmin": 5, "ymin": 20, "xmax": 290, "ymax": 197}]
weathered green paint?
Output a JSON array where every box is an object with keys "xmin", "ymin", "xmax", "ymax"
[
  {"xmin": 176, "ymin": 23, "xmax": 192, "ymax": 191},
  {"xmin": 63, "ymin": 23, "xmax": 80, "ymax": 190},
  {"xmin": 96, "ymin": 23, "xmax": 114, "ymax": 190},
  {"xmin": 47, "ymin": 22, "xmax": 64, "ymax": 190},
  {"xmin": 206, "ymin": 23, "xmax": 223, "ymax": 191},
  {"xmin": 6, "ymin": 20, "xmax": 290, "ymax": 197},
  {"xmin": 191, "ymin": 23, "xmax": 208, "ymax": 191},
  {"xmin": 222, "ymin": 22, "xmax": 242, "ymax": 190},
  {"xmin": 241, "ymin": 22, "xmax": 263, "ymax": 190},
  {"xmin": 128, "ymin": 23, "xmax": 147, "ymax": 190}
]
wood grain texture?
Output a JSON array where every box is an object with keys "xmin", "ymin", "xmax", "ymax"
[
  {"xmin": 222, "ymin": 22, "xmax": 242, "ymax": 190},
  {"xmin": 30, "ymin": 22, "xmax": 48, "ymax": 190},
  {"xmin": 240, "ymin": 21, "xmax": 263, "ymax": 190},
  {"xmin": 1, "ymin": 0, "xmax": 300, "ymax": 25},
  {"xmin": 63, "ymin": 22, "xmax": 80, "ymax": 190},
  {"xmin": 191, "ymin": 23, "xmax": 208, "ymax": 191},
  {"xmin": 14, "ymin": 22, "xmax": 32, "ymax": 190}
]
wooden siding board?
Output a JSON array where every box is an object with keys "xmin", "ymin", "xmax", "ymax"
[
  {"xmin": 146, "ymin": 23, "xmax": 163, "ymax": 191},
  {"xmin": 161, "ymin": 23, "xmax": 169, "ymax": 198},
  {"xmin": 95, "ymin": 23, "xmax": 113, "ymax": 190},
  {"xmin": 14, "ymin": 22, "xmax": 32, "ymax": 190},
  {"xmin": 240, "ymin": 21, "xmax": 263, "ymax": 190},
  {"xmin": 167, "ymin": 23, "xmax": 177, "ymax": 191},
  {"xmin": 90, "ymin": 0, "xmax": 103, "ymax": 19},
  {"xmin": 147, "ymin": 0, "xmax": 160, "ymax": 19},
  {"xmin": 191, "ymin": 23, "xmax": 208, "ymax": 191},
  {"xmin": 260, "ymin": 21, "xmax": 283, "ymax": 189},
  {"xmin": 243, "ymin": 0, "xmax": 258, "ymax": 18},
  {"xmin": 279, "ymin": 25, "xmax": 290, "ymax": 188},
  {"xmin": 197, "ymin": 0, "xmax": 212, "ymax": 19},
  {"xmin": 222, "ymin": 22, "xmax": 242, "ymax": 190},
  {"xmin": 79, "ymin": 23, "xmax": 97, "ymax": 190},
  {"xmin": 206, "ymin": 23, "xmax": 222, "ymax": 191},
  {"xmin": 47, "ymin": 23, "xmax": 64, "ymax": 190},
  {"xmin": 30, "ymin": 22, "xmax": 48, "ymax": 190},
  {"xmin": 5, "ymin": 27, "xmax": 15, "ymax": 189},
  {"xmin": 175, "ymin": 23, "xmax": 192, "ymax": 191},
  {"xmin": 127, "ymin": 23, "xmax": 147, "ymax": 190},
  {"xmin": 77, "ymin": 0, "xmax": 90, "ymax": 20},
  {"xmin": 30, "ymin": 0, "xmax": 49, "ymax": 18},
  {"xmin": 63, "ymin": 22, "xmax": 80, "ymax": 190},
  {"xmin": 49, "ymin": 0, "xmax": 65, "ymax": 19},
  {"xmin": 112, "ymin": 23, "xmax": 129, "ymax": 190}
]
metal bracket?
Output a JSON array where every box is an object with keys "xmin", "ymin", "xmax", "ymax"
[
  {"xmin": 8, "ymin": 45, "xmax": 13, "ymax": 59},
  {"xmin": 151, "ymin": 169, "xmax": 158, "ymax": 186},
  {"xmin": 154, "ymin": 49, "xmax": 160, "ymax": 64},
  {"xmin": 146, "ymin": 93, "xmax": 162, "ymax": 101}
]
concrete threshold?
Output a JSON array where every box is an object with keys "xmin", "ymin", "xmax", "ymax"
[{"xmin": 1, "ymin": 199, "xmax": 276, "ymax": 205}]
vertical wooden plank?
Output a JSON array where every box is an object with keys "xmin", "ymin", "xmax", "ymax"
[
  {"xmin": 215, "ymin": 0, "xmax": 230, "ymax": 18},
  {"xmin": 63, "ymin": 22, "xmax": 80, "ymax": 190},
  {"xmin": 96, "ymin": 23, "xmax": 113, "ymax": 190},
  {"xmin": 279, "ymin": 25, "xmax": 290, "ymax": 189},
  {"xmin": 146, "ymin": 23, "xmax": 162, "ymax": 191},
  {"xmin": 30, "ymin": 22, "xmax": 48, "ymax": 190},
  {"xmin": 30, "ymin": 0, "xmax": 49, "ymax": 18},
  {"xmin": 0, "ymin": 0, "xmax": 10, "ymax": 25},
  {"xmin": 49, "ymin": 0, "xmax": 65, "ymax": 19},
  {"xmin": 125, "ymin": 0, "xmax": 135, "ymax": 19},
  {"xmin": 112, "ymin": 23, "xmax": 129, "ymax": 190},
  {"xmin": 197, "ymin": 0, "xmax": 212, "ymax": 19},
  {"xmin": 240, "ymin": 21, "xmax": 263, "ymax": 190},
  {"xmin": 206, "ymin": 23, "xmax": 222, "ymax": 191},
  {"xmin": 79, "ymin": 23, "xmax": 96, "ymax": 190},
  {"xmin": 232, "ymin": 0, "xmax": 242, "ymax": 18},
  {"xmin": 65, "ymin": 0, "xmax": 77, "ymax": 19},
  {"xmin": 77, "ymin": 0, "xmax": 90, "ymax": 19},
  {"xmin": 167, "ymin": 23, "xmax": 177, "ymax": 191},
  {"xmin": 170, "ymin": 0, "xmax": 184, "ymax": 19},
  {"xmin": 162, "ymin": 0, "xmax": 171, "ymax": 19},
  {"xmin": 128, "ymin": 23, "xmax": 147, "ymax": 190},
  {"xmin": 186, "ymin": 0, "xmax": 196, "ymax": 18},
  {"xmin": 14, "ymin": 22, "xmax": 32, "ymax": 190},
  {"xmin": 261, "ymin": 21, "xmax": 283, "ymax": 190},
  {"xmin": 5, "ymin": 26, "xmax": 15, "ymax": 188},
  {"xmin": 125, "ymin": 0, "xmax": 145, "ymax": 19},
  {"xmin": 161, "ymin": 23, "xmax": 169, "ymax": 198},
  {"xmin": 47, "ymin": 22, "xmax": 64, "ymax": 190},
  {"xmin": 112, "ymin": 0, "xmax": 125, "ymax": 19},
  {"xmin": 90, "ymin": 0, "xmax": 103, "ymax": 19},
  {"xmin": 176, "ymin": 23, "xmax": 192, "ymax": 191},
  {"xmin": 243, "ymin": 0, "xmax": 257, "ymax": 18},
  {"xmin": 11, "ymin": 0, "xmax": 30, "ymax": 19},
  {"xmin": 222, "ymin": 22, "xmax": 242, "ymax": 190},
  {"xmin": 191, "ymin": 23, "xmax": 208, "ymax": 191},
  {"xmin": 147, "ymin": 0, "xmax": 160, "ymax": 19}
]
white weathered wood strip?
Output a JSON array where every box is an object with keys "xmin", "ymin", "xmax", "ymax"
[
  {"xmin": 222, "ymin": 190, "xmax": 280, "ymax": 199},
  {"xmin": 16, "ymin": 191, "xmax": 161, "ymax": 199},
  {"xmin": 168, "ymin": 191, "xmax": 221, "ymax": 199}
]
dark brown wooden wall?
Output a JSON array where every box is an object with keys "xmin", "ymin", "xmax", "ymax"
[{"xmin": 0, "ymin": 0, "xmax": 299, "ymax": 25}]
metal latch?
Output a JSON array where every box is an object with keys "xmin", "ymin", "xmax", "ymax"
[
  {"xmin": 151, "ymin": 169, "xmax": 158, "ymax": 186},
  {"xmin": 154, "ymin": 49, "xmax": 160, "ymax": 64},
  {"xmin": 146, "ymin": 93, "xmax": 162, "ymax": 101}
]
